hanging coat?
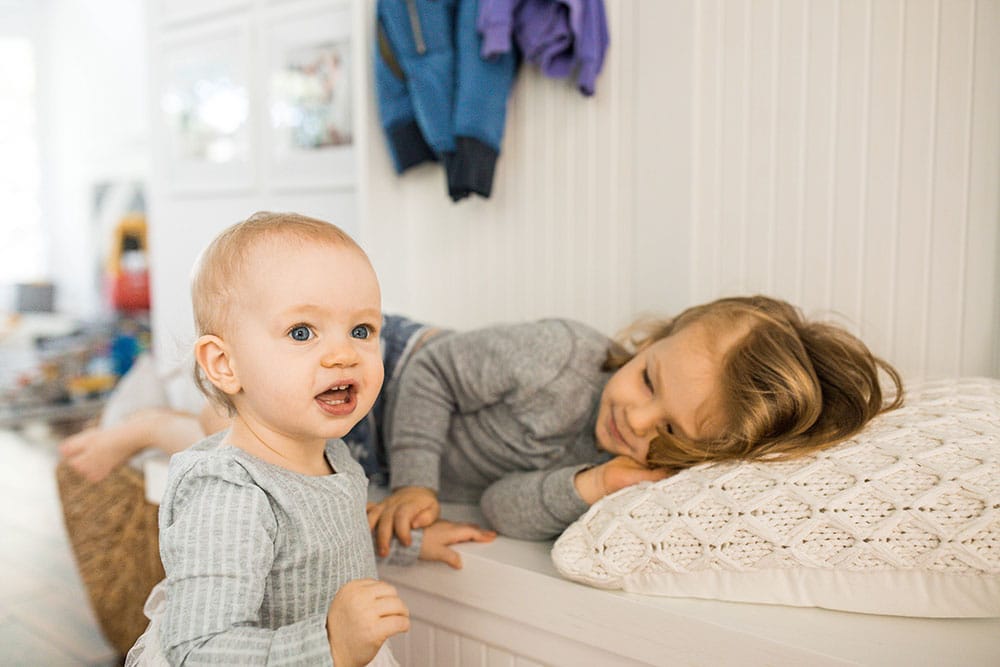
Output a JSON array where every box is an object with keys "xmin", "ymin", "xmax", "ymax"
[{"xmin": 375, "ymin": 0, "xmax": 518, "ymax": 201}]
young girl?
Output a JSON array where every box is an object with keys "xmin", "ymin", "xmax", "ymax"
[
  {"xmin": 127, "ymin": 212, "xmax": 494, "ymax": 666},
  {"xmin": 368, "ymin": 295, "xmax": 904, "ymax": 550}
]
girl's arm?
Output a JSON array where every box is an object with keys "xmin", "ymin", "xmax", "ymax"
[
  {"xmin": 377, "ymin": 323, "xmax": 560, "ymax": 552},
  {"xmin": 572, "ymin": 456, "xmax": 672, "ymax": 504},
  {"xmin": 58, "ymin": 407, "xmax": 204, "ymax": 482},
  {"xmin": 381, "ymin": 320, "xmax": 608, "ymax": 547},
  {"xmin": 417, "ymin": 520, "xmax": 496, "ymax": 568},
  {"xmin": 480, "ymin": 460, "xmax": 670, "ymax": 540},
  {"xmin": 479, "ymin": 465, "xmax": 594, "ymax": 540},
  {"xmin": 386, "ymin": 322, "xmax": 570, "ymax": 492},
  {"xmin": 367, "ymin": 486, "xmax": 440, "ymax": 557},
  {"xmin": 370, "ymin": 517, "xmax": 497, "ymax": 569}
]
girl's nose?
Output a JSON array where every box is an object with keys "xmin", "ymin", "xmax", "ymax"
[
  {"xmin": 626, "ymin": 402, "xmax": 661, "ymax": 438},
  {"xmin": 320, "ymin": 339, "xmax": 359, "ymax": 368}
]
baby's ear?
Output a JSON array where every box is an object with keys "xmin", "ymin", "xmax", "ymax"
[{"xmin": 194, "ymin": 334, "xmax": 241, "ymax": 396}]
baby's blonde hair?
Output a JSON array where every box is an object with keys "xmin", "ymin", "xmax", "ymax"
[
  {"xmin": 190, "ymin": 211, "xmax": 363, "ymax": 413},
  {"xmin": 605, "ymin": 295, "xmax": 904, "ymax": 470}
]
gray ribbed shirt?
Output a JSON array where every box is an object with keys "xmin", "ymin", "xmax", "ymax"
[
  {"xmin": 150, "ymin": 432, "xmax": 413, "ymax": 665},
  {"xmin": 385, "ymin": 319, "xmax": 614, "ymax": 540}
]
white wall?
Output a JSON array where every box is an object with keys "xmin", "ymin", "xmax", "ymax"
[
  {"xmin": 145, "ymin": 0, "xmax": 359, "ymax": 369},
  {"xmin": 148, "ymin": 193, "xmax": 357, "ymax": 367},
  {"xmin": 359, "ymin": 0, "xmax": 1000, "ymax": 381},
  {"xmin": 0, "ymin": 0, "xmax": 44, "ymax": 309},
  {"xmin": 41, "ymin": 0, "xmax": 151, "ymax": 317},
  {"xmin": 140, "ymin": 0, "xmax": 1000, "ymax": 380}
]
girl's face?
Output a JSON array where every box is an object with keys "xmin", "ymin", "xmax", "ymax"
[{"xmin": 595, "ymin": 321, "xmax": 730, "ymax": 464}]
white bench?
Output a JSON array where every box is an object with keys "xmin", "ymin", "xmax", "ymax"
[
  {"xmin": 379, "ymin": 500, "xmax": 1000, "ymax": 666},
  {"xmin": 144, "ymin": 460, "xmax": 1000, "ymax": 665}
]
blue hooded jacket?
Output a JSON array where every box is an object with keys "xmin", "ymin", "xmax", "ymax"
[{"xmin": 375, "ymin": 0, "xmax": 517, "ymax": 201}]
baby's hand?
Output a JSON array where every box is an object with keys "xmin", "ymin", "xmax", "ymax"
[
  {"xmin": 419, "ymin": 520, "xmax": 497, "ymax": 569},
  {"xmin": 574, "ymin": 456, "xmax": 672, "ymax": 504},
  {"xmin": 326, "ymin": 578, "xmax": 409, "ymax": 667},
  {"xmin": 367, "ymin": 486, "xmax": 440, "ymax": 557}
]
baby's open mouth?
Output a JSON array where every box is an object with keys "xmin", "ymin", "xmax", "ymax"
[{"xmin": 316, "ymin": 384, "xmax": 353, "ymax": 406}]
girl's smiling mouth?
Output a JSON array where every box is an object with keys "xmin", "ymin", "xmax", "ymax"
[{"xmin": 608, "ymin": 411, "xmax": 628, "ymax": 452}]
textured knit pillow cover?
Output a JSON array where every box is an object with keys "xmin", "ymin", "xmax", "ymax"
[{"xmin": 552, "ymin": 378, "xmax": 1000, "ymax": 617}]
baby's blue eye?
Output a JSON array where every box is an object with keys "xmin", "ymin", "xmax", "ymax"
[
  {"xmin": 289, "ymin": 326, "xmax": 312, "ymax": 341},
  {"xmin": 351, "ymin": 325, "xmax": 371, "ymax": 339}
]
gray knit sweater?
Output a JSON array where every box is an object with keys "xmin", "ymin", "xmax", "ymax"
[
  {"xmin": 385, "ymin": 319, "xmax": 614, "ymax": 540},
  {"xmin": 150, "ymin": 432, "xmax": 415, "ymax": 665}
]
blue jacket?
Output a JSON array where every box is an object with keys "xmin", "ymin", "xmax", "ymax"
[{"xmin": 375, "ymin": 0, "xmax": 517, "ymax": 201}]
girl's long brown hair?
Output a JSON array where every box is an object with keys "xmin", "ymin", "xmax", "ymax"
[{"xmin": 605, "ymin": 296, "xmax": 904, "ymax": 470}]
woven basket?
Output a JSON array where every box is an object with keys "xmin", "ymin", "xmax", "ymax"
[{"xmin": 56, "ymin": 461, "xmax": 164, "ymax": 656}]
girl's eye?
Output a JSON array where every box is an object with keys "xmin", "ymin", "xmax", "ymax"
[
  {"xmin": 642, "ymin": 368, "xmax": 654, "ymax": 391},
  {"xmin": 289, "ymin": 325, "xmax": 313, "ymax": 341},
  {"xmin": 351, "ymin": 324, "xmax": 372, "ymax": 339}
]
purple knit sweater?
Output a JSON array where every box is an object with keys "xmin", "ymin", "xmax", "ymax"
[{"xmin": 478, "ymin": 0, "xmax": 609, "ymax": 96}]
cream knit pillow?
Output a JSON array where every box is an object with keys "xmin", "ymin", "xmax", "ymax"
[{"xmin": 552, "ymin": 378, "xmax": 1000, "ymax": 617}]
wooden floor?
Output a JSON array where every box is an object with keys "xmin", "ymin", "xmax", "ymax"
[{"xmin": 0, "ymin": 424, "xmax": 120, "ymax": 666}]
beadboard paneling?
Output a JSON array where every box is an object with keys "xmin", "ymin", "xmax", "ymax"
[
  {"xmin": 358, "ymin": 0, "xmax": 1000, "ymax": 381},
  {"xmin": 388, "ymin": 618, "xmax": 547, "ymax": 667}
]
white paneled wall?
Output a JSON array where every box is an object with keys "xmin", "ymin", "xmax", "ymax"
[
  {"xmin": 388, "ymin": 619, "xmax": 546, "ymax": 667},
  {"xmin": 146, "ymin": 0, "xmax": 361, "ymax": 367},
  {"xmin": 359, "ymin": 0, "xmax": 1000, "ymax": 381}
]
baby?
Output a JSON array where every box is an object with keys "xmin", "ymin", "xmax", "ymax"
[{"xmin": 127, "ymin": 212, "xmax": 493, "ymax": 666}]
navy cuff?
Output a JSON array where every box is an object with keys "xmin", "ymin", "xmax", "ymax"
[
  {"xmin": 445, "ymin": 136, "xmax": 499, "ymax": 202},
  {"xmin": 388, "ymin": 120, "xmax": 437, "ymax": 173}
]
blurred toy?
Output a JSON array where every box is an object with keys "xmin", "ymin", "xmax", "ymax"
[
  {"xmin": 108, "ymin": 214, "xmax": 150, "ymax": 313},
  {"xmin": 0, "ymin": 316, "xmax": 152, "ymax": 421}
]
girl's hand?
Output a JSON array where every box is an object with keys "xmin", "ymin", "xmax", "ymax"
[
  {"xmin": 367, "ymin": 486, "xmax": 440, "ymax": 557},
  {"xmin": 419, "ymin": 520, "xmax": 497, "ymax": 569},
  {"xmin": 326, "ymin": 579, "xmax": 409, "ymax": 667},
  {"xmin": 58, "ymin": 425, "xmax": 136, "ymax": 482},
  {"xmin": 573, "ymin": 456, "xmax": 672, "ymax": 505},
  {"xmin": 59, "ymin": 408, "xmax": 205, "ymax": 483}
]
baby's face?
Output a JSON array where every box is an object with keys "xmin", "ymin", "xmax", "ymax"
[
  {"xmin": 224, "ymin": 238, "xmax": 383, "ymax": 445},
  {"xmin": 594, "ymin": 321, "xmax": 729, "ymax": 464}
]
